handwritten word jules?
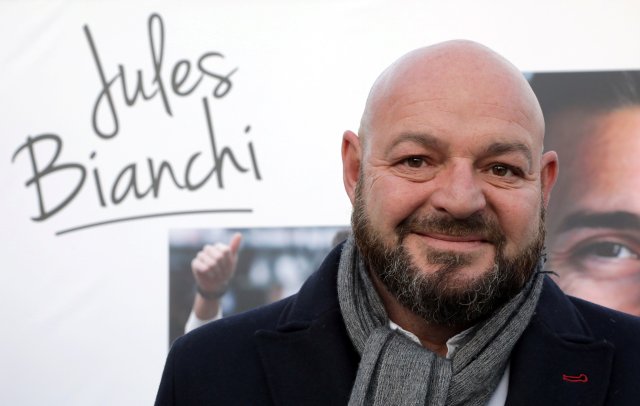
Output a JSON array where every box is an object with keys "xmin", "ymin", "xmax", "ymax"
[
  {"xmin": 12, "ymin": 13, "xmax": 261, "ymax": 224},
  {"xmin": 87, "ymin": 13, "xmax": 237, "ymax": 139}
]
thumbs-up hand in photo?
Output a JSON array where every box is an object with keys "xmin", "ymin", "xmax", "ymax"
[{"xmin": 191, "ymin": 233, "xmax": 242, "ymax": 299}]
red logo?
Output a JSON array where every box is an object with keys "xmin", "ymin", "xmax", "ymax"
[{"xmin": 562, "ymin": 373, "xmax": 589, "ymax": 383}]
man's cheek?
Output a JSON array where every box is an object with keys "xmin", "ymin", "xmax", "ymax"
[{"xmin": 550, "ymin": 261, "xmax": 584, "ymax": 290}]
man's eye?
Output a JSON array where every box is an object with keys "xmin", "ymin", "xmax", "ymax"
[
  {"xmin": 574, "ymin": 241, "xmax": 639, "ymax": 260},
  {"xmin": 404, "ymin": 157, "xmax": 425, "ymax": 168},
  {"xmin": 491, "ymin": 164, "xmax": 512, "ymax": 177}
]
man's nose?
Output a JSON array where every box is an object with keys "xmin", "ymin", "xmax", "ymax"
[{"xmin": 429, "ymin": 160, "xmax": 487, "ymax": 219}]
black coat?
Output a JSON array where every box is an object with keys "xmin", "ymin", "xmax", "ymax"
[{"xmin": 156, "ymin": 245, "xmax": 640, "ymax": 405}]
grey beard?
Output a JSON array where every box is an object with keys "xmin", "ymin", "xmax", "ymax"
[{"xmin": 351, "ymin": 183, "xmax": 545, "ymax": 327}]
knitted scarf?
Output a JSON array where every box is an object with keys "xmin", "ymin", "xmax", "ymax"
[{"xmin": 337, "ymin": 237, "xmax": 543, "ymax": 406}]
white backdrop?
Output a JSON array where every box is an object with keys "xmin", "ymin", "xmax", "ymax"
[{"xmin": 1, "ymin": 1, "xmax": 640, "ymax": 404}]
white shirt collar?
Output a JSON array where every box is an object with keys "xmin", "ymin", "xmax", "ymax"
[
  {"xmin": 387, "ymin": 320, "xmax": 509, "ymax": 405},
  {"xmin": 388, "ymin": 320, "xmax": 474, "ymax": 359}
]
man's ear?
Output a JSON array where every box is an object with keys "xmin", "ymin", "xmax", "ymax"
[
  {"xmin": 342, "ymin": 130, "xmax": 361, "ymax": 205},
  {"xmin": 540, "ymin": 150, "xmax": 559, "ymax": 208}
]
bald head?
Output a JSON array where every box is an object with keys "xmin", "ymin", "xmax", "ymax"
[
  {"xmin": 359, "ymin": 40, "xmax": 544, "ymax": 151},
  {"xmin": 342, "ymin": 39, "xmax": 558, "ymax": 211}
]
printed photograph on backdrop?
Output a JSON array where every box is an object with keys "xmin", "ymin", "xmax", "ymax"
[
  {"xmin": 168, "ymin": 226, "xmax": 350, "ymax": 344},
  {"xmin": 530, "ymin": 70, "xmax": 640, "ymax": 316}
]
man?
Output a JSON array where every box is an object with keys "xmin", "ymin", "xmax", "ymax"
[
  {"xmin": 530, "ymin": 71, "xmax": 640, "ymax": 316},
  {"xmin": 155, "ymin": 41, "xmax": 640, "ymax": 405}
]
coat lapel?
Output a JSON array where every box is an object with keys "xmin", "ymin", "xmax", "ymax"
[
  {"xmin": 254, "ymin": 244, "xmax": 359, "ymax": 405},
  {"xmin": 505, "ymin": 279, "xmax": 615, "ymax": 406},
  {"xmin": 255, "ymin": 308, "xmax": 359, "ymax": 405}
]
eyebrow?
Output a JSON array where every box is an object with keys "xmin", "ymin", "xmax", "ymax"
[
  {"xmin": 557, "ymin": 211, "xmax": 640, "ymax": 233},
  {"xmin": 388, "ymin": 134, "xmax": 532, "ymax": 162},
  {"xmin": 483, "ymin": 142, "xmax": 532, "ymax": 168},
  {"xmin": 388, "ymin": 133, "xmax": 446, "ymax": 151}
]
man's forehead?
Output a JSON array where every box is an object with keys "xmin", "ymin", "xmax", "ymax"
[
  {"xmin": 546, "ymin": 107, "xmax": 640, "ymax": 148},
  {"xmin": 361, "ymin": 41, "xmax": 544, "ymax": 145},
  {"xmin": 364, "ymin": 95, "xmax": 542, "ymax": 155},
  {"xmin": 551, "ymin": 107, "xmax": 640, "ymax": 181},
  {"xmin": 383, "ymin": 131, "xmax": 533, "ymax": 163}
]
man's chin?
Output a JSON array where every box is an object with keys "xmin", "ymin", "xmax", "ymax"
[
  {"xmin": 406, "ymin": 243, "xmax": 497, "ymax": 279},
  {"xmin": 373, "ymin": 244, "xmax": 525, "ymax": 326}
]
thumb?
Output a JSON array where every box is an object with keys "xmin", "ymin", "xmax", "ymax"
[{"xmin": 229, "ymin": 232, "xmax": 243, "ymax": 256}]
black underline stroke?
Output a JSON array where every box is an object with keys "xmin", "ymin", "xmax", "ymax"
[{"xmin": 55, "ymin": 208, "xmax": 253, "ymax": 236}]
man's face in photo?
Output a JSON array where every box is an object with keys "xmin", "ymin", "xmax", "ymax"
[{"xmin": 546, "ymin": 107, "xmax": 640, "ymax": 315}]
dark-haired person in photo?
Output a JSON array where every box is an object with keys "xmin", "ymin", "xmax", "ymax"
[
  {"xmin": 156, "ymin": 41, "xmax": 640, "ymax": 405},
  {"xmin": 530, "ymin": 71, "xmax": 640, "ymax": 316}
]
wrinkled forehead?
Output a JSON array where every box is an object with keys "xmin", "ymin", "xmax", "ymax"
[
  {"xmin": 547, "ymin": 107, "xmax": 640, "ymax": 152},
  {"xmin": 551, "ymin": 107, "xmax": 640, "ymax": 191}
]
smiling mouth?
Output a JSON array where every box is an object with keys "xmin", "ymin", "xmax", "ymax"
[{"xmin": 412, "ymin": 232, "xmax": 491, "ymax": 251}]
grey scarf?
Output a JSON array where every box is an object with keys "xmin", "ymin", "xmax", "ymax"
[{"xmin": 337, "ymin": 237, "xmax": 543, "ymax": 406}]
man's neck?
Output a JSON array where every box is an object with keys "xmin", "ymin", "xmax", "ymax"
[{"xmin": 370, "ymin": 271, "xmax": 470, "ymax": 357}]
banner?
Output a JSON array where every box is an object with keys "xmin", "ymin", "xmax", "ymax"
[{"xmin": 2, "ymin": 2, "xmax": 640, "ymax": 404}]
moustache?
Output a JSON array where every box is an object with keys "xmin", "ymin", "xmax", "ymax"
[{"xmin": 396, "ymin": 212, "xmax": 506, "ymax": 246}]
